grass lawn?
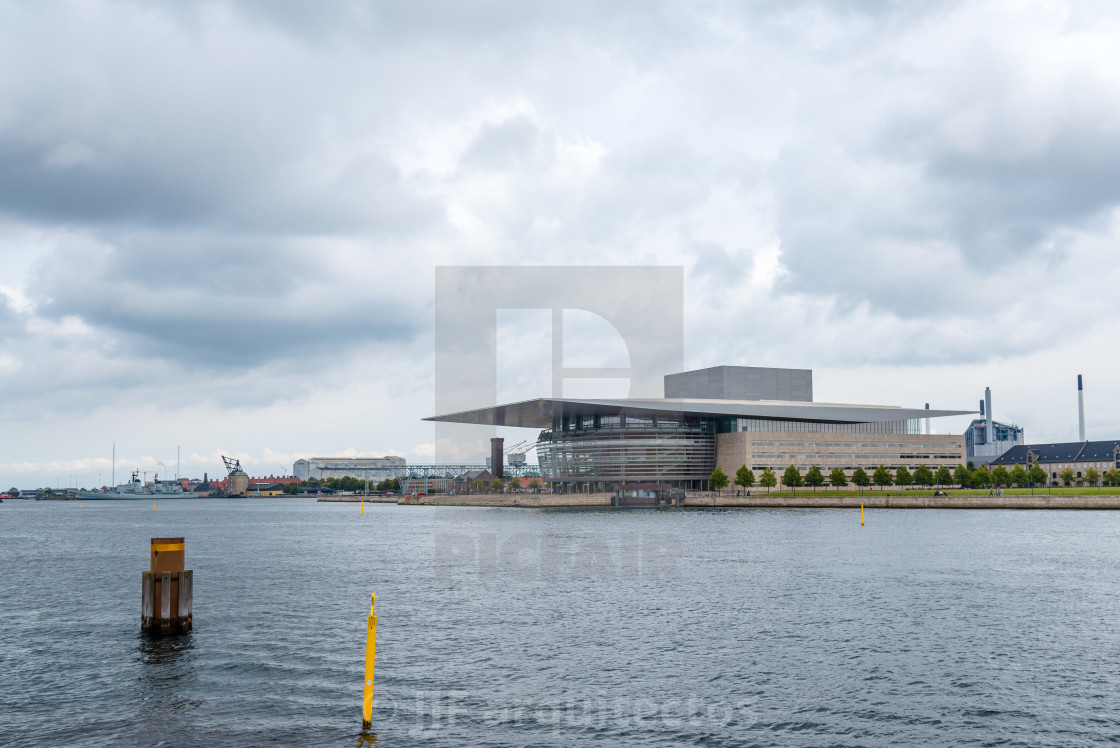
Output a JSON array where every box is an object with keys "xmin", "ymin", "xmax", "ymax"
[{"xmin": 722, "ymin": 486, "xmax": 1120, "ymax": 498}]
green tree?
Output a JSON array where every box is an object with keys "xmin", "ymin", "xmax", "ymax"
[
  {"xmin": 1060, "ymin": 467, "xmax": 1075, "ymax": 486},
  {"xmin": 283, "ymin": 482, "xmax": 298, "ymax": 495},
  {"xmin": 972, "ymin": 466, "xmax": 993, "ymax": 488},
  {"xmin": 472, "ymin": 477, "xmax": 485, "ymax": 493},
  {"xmin": 709, "ymin": 466, "xmax": 729, "ymax": 494},
  {"xmin": 804, "ymin": 466, "xmax": 824, "ymax": 490},
  {"xmin": 851, "ymin": 467, "xmax": 870, "ymax": 492},
  {"xmin": 991, "ymin": 466, "xmax": 1010, "ymax": 488},
  {"xmin": 829, "ymin": 468, "xmax": 848, "ymax": 488},
  {"xmin": 760, "ymin": 468, "xmax": 777, "ymax": 491},
  {"xmin": 782, "ymin": 465, "xmax": 803, "ymax": 493},
  {"xmin": 913, "ymin": 465, "xmax": 934, "ymax": 488},
  {"xmin": 527, "ymin": 478, "xmax": 541, "ymax": 491},
  {"xmin": 734, "ymin": 465, "xmax": 754, "ymax": 493},
  {"xmin": 872, "ymin": 465, "xmax": 893, "ymax": 487},
  {"xmin": 1085, "ymin": 467, "xmax": 1101, "ymax": 488},
  {"xmin": 935, "ymin": 466, "xmax": 953, "ymax": 488},
  {"xmin": 895, "ymin": 466, "xmax": 913, "ymax": 488},
  {"xmin": 953, "ymin": 464, "xmax": 972, "ymax": 489},
  {"xmin": 1029, "ymin": 465, "xmax": 1048, "ymax": 486},
  {"xmin": 491, "ymin": 478, "xmax": 505, "ymax": 492},
  {"xmin": 7, "ymin": 487, "xmax": 17, "ymax": 494},
  {"xmin": 1009, "ymin": 465, "xmax": 1028, "ymax": 487},
  {"xmin": 1105, "ymin": 468, "xmax": 1120, "ymax": 487}
]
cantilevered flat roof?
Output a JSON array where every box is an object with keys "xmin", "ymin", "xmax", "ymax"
[{"xmin": 424, "ymin": 397, "xmax": 974, "ymax": 429}]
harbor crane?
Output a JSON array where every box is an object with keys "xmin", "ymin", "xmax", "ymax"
[{"xmin": 222, "ymin": 455, "xmax": 243, "ymax": 475}]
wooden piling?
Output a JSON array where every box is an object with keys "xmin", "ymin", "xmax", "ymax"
[{"xmin": 142, "ymin": 537, "xmax": 192, "ymax": 635}]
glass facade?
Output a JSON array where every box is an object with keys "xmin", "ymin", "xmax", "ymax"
[
  {"xmin": 535, "ymin": 411, "xmax": 957, "ymax": 491},
  {"xmin": 537, "ymin": 413, "xmax": 716, "ymax": 491}
]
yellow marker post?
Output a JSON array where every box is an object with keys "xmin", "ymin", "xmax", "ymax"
[
  {"xmin": 861, "ymin": 503, "xmax": 865, "ymax": 526},
  {"xmin": 362, "ymin": 594, "xmax": 377, "ymax": 730},
  {"xmin": 361, "ymin": 500, "xmax": 364, "ymax": 516},
  {"xmin": 153, "ymin": 502, "xmax": 156, "ymax": 511}
]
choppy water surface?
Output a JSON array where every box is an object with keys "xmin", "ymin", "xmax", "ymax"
[{"xmin": 3, "ymin": 499, "xmax": 1120, "ymax": 746}]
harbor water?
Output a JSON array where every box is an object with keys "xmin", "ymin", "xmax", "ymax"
[{"xmin": 3, "ymin": 498, "xmax": 1120, "ymax": 746}]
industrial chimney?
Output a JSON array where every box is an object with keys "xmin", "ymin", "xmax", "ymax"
[
  {"xmin": 491, "ymin": 437, "xmax": 505, "ymax": 479},
  {"xmin": 1078, "ymin": 375, "xmax": 1086, "ymax": 442},
  {"xmin": 924, "ymin": 403, "xmax": 930, "ymax": 435},
  {"xmin": 985, "ymin": 387, "xmax": 992, "ymax": 447}
]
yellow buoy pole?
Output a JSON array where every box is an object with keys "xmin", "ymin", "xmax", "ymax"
[
  {"xmin": 153, "ymin": 502, "xmax": 156, "ymax": 511},
  {"xmin": 362, "ymin": 594, "xmax": 377, "ymax": 730},
  {"xmin": 361, "ymin": 500, "xmax": 364, "ymax": 516},
  {"xmin": 861, "ymin": 503, "xmax": 865, "ymax": 526}
]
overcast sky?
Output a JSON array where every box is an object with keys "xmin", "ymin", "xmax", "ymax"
[{"xmin": 3, "ymin": 0, "xmax": 1119, "ymax": 488}]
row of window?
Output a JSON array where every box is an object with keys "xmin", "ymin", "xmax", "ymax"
[
  {"xmin": 749, "ymin": 466, "xmax": 938, "ymax": 473},
  {"xmin": 722, "ymin": 418, "xmax": 923, "ymax": 435},
  {"xmin": 762, "ymin": 442, "xmax": 956, "ymax": 450}
]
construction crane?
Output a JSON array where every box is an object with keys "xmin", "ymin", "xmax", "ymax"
[
  {"xmin": 222, "ymin": 455, "xmax": 243, "ymax": 475},
  {"xmin": 506, "ymin": 440, "xmax": 538, "ymax": 465}
]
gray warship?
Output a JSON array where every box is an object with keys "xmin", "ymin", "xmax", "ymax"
[{"xmin": 78, "ymin": 471, "xmax": 197, "ymax": 500}]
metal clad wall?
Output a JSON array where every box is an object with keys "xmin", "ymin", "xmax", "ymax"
[{"xmin": 665, "ymin": 366, "xmax": 813, "ymax": 402}]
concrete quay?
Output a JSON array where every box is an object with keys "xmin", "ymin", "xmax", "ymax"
[
  {"xmin": 681, "ymin": 493, "xmax": 1120, "ymax": 509},
  {"xmin": 318, "ymin": 492, "xmax": 1120, "ymax": 509},
  {"xmin": 318, "ymin": 493, "xmax": 613, "ymax": 508}
]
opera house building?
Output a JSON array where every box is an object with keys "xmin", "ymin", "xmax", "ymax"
[{"xmin": 427, "ymin": 366, "xmax": 970, "ymax": 493}]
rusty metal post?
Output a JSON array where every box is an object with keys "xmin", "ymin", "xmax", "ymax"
[{"xmin": 142, "ymin": 537, "xmax": 193, "ymax": 634}]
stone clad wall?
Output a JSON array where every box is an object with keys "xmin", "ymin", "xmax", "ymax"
[{"xmin": 716, "ymin": 431, "xmax": 966, "ymax": 477}]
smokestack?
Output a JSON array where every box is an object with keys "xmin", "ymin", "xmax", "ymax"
[
  {"xmin": 985, "ymin": 387, "xmax": 992, "ymax": 447},
  {"xmin": 979, "ymin": 399, "xmax": 985, "ymax": 416},
  {"xmin": 924, "ymin": 403, "xmax": 930, "ymax": 435},
  {"xmin": 1078, "ymin": 374, "xmax": 1086, "ymax": 441},
  {"xmin": 491, "ymin": 437, "xmax": 505, "ymax": 479}
]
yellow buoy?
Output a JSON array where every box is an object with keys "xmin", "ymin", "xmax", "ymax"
[
  {"xmin": 153, "ymin": 502, "xmax": 156, "ymax": 511},
  {"xmin": 861, "ymin": 503, "xmax": 865, "ymax": 526},
  {"xmin": 362, "ymin": 594, "xmax": 377, "ymax": 730},
  {"xmin": 361, "ymin": 500, "xmax": 364, "ymax": 516}
]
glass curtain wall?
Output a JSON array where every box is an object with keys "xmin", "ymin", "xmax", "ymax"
[{"xmin": 537, "ymin": 413, "xmax": 716, "ymax": 492}]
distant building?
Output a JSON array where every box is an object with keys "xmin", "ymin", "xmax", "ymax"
[
  {"xmin": 246, "ymin": 482, "xmax": 286, "ymax": 496},
  {"xmin": 293, "ymin": 456, "xmax": 406, "ymax": 481},
  {"xmin": 455, "ymin": 469, "xmax": 495, "ymax": 492},
  {"xmin": 191, "ymin": 481, "xmax": 224, "ymax": 498},
  {"xmin": 989, "ymin": 440, "xmax": 1120, "ymax": 486},
  {"xmin": 965, "ymin": 419, "xmax": 1025, "ymax": 464},
  {"xmin": 965, "ymin": 386, "xmax": 1024, "ymax": 464}
]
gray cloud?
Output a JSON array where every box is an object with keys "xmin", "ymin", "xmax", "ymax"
[
  {"xmin": 29, "ymin": 239, "xmax": 423, "ymax": 368},
  {"xmin": 462, "ymin": 115, "xmax": 543, "ymax": 171},
  {"xmin": 0, "ymin": 293, "xmax": 23, "ymax": 341}
]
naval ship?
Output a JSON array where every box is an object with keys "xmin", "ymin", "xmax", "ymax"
[{"xmin": 78, "ymin": 471, "xmax": 197, "ymax": 500}]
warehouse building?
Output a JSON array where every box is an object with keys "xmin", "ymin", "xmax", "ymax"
[{"xmin": 293, "ymin": 456, "xmax": 406, "ymax": 481}]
